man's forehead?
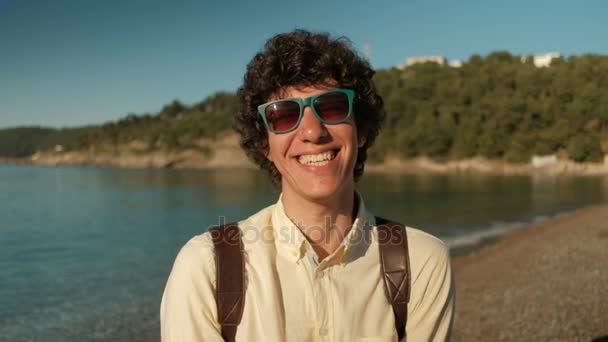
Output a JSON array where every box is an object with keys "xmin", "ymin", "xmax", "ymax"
[{"xmin": 269, "ymin": 80, "xmax": 339, "ymax": 100}]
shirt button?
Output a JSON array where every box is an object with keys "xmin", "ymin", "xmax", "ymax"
[{"xmin": 319, "ymin": 328, "xmax": 328, "ymax": 336}]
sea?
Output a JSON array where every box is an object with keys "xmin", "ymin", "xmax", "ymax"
[{"xmin": 1, "ymin": 163, "xmax": 607, "ymax": 341}]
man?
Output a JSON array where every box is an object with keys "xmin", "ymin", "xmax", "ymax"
[{"xmin": 161, "ymin": 30, "xmax": 454, "ymax": 342}]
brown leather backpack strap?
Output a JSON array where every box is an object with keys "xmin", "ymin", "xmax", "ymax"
[
  {"xmin": 209, "ymin": 223, "xmax": 245, "ymax": 342},
  {"xmin": 375, "ymin": 216, "xmax": 411, "ymax": 341}
]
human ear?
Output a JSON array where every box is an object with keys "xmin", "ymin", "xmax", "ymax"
[
  {"xmin": 260, "ymin": 146, "xmax": 272, "ymax": 162},
  {"xmin": 357, "ymin": 135, "xmax": 367, "ymax": 148}
]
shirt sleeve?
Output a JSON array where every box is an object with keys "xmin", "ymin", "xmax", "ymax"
[
  {"xmin": 160, "ymin": 233, "xmax": 224, "ymax": 342},
  {"xmin": 403, "ymin": 231, "xmax": 455, "ymax": 342}
]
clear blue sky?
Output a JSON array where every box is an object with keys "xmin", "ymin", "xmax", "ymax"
[{"xmin": 1, "ymin": 0, "xmax": 607, "ymax": 128}]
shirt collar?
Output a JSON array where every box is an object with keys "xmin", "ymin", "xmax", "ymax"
[
  {"xmin": 271, "ymin": 192, "xmax": 371, "ymax": 263},
  {"xmin": 271, "ymin": 195, "xmax": 307, "ymax": 262}
]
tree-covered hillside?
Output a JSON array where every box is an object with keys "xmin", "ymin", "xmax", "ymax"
[
  {"xmin": 372, "ymin": 52, "xmax": 608, "ymax": 162},
  {"xmin": 79, "ymin": 92, "xmax": 236, "ymax": 151},
  {"xmin": 0, "ymin": 126, "xmax": 95, "ymax": 158},
  {"xmin": 2, "ymin": 52, "xmax": 607, "ymax": 163}
]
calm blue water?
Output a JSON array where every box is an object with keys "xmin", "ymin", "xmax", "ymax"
[{"xmin": 1, "ymin": 163, "xmax": 607, "ymax": 341}]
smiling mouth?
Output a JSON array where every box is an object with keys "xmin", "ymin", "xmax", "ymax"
[{"xmin": 297, "ymin": 150, "xmax": 338, "ymax": 166}]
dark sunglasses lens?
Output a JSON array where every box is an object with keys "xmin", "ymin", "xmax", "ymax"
[
  {"xmin": 265, "ymin": 101, "xmax": 301, "ymax": 132},
  {"xmin": 313, "ymin": 92, "xmax": 350, "ymax": 122}
]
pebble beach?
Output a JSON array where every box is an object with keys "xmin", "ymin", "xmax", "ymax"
[{"xmin": 452, "ymin": 203, "xmax": 608, "ymax": 341}]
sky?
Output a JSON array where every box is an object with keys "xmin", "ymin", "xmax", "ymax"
[{"xmin": 1, "ymin": 0, "xmax": 607, "ymax": 128}]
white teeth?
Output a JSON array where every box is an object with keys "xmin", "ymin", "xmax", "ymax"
[{"xmin": 297, "ymin": 151, "xmax": 336, "ymax": 165}]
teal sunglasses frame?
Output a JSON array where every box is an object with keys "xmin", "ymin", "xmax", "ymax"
[{"xmin": 257, "ymin": 88, "xmax": 355, "ymax": 134}]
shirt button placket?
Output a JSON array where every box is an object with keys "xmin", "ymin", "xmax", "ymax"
[
  {"xmin": 313, "ymin": 265, "xmax": 332, "ymax": 342},
  {"xmin": 321, "ymin": 266, "xmax": 335, "ymax": 342}
]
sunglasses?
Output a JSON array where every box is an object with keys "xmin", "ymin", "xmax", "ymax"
[{"xmin": 257, "ymin": 89, "xmax": 355, "ymax": 134}]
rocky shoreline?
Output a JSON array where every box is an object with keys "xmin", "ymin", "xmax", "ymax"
[
  {"xmin": 366, "ymin": 155, "xmax": 608, "ymax": 176},
  {"xmin": 5, "ymin": 149, "xmax": 608, "ymax": 176},
  {"xmin": 3, "ymin": 133, "xmax": 608, "ymax": 175},
  {"xmin": 2, "ymin": 135, "xmax": 256, "ymax": 170}
]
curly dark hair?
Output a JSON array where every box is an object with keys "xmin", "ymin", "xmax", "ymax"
[{"xmin": 234, "ymin": 30, "xmax": 385, "ymax": 188}]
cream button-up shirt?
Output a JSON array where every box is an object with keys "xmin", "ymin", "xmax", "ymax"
[{"xmin": 161, "ymin": 195, "xmax": 454, "ymax": 342}]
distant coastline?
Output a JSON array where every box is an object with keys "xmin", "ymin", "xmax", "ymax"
[{"xmin": 4, "ymin": 134, "xmax": 608, "ymax": 176}]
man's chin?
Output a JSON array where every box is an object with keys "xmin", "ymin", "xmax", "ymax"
[{"xmin": 296, "ymin": 183, "xmax": 353, "ymax": 203}]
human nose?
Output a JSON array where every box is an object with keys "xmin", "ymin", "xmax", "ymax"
[{"xmin": 296, "ymin": 106, "xmax": 329, "ymax": 142}]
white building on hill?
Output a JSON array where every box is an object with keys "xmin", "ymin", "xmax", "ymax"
[
  {"xmin": 521, "ymin": 52, "xmax": 561, "ymax": 67},
  {"xmin": 406, "ymin": 55, "xmax": 446, "ymax": 66},
  {"xmin": 449, "ymin": 59, "xmax": 463, "ymax": 68},
  {"xmin": 398, "ymin": 56, "xmax": 464, "ymax": 69}
]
